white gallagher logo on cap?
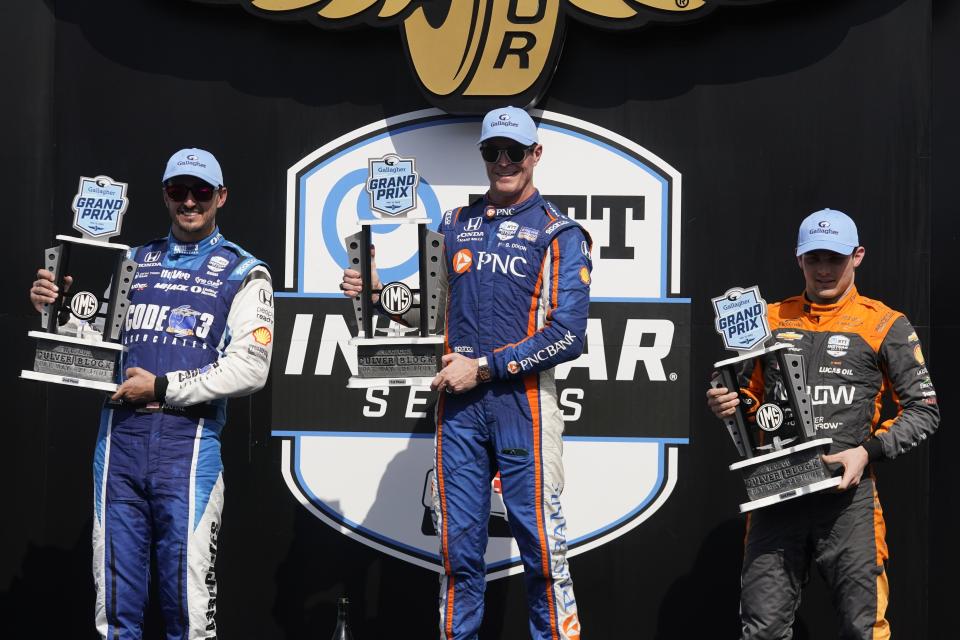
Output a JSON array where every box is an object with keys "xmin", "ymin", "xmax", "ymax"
[{"xmin": 271, "ymin": 109, "xmax": 689, "ymax": 579}]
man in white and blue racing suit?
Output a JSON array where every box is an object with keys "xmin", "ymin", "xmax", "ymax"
[
  {"xmin": 30, "ymin": 148, "xmax": 274, "ymax": 639},
  {"xmin": 342, "ymin": 108, "xmax": 590, "ymax": 640}
]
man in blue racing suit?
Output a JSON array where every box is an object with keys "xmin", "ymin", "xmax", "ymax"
[
  {"xmin": 342, "ymin": 108, "xmax": 590, "ymax": 640},
  {"xmin": 30, "ymin": 148, "xmax": 274, "ymax": 639}
]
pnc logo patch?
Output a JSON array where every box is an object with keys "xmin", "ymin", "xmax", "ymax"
[{"xmin": 453, "ymin": 249, "xmax": 473, "ymax": 274}]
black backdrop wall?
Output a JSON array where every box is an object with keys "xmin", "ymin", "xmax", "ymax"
[{"xmin": 1, "ymin": 0, "xmax": 953, "ymax": 638}]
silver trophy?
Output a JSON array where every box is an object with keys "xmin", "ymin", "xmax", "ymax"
[
  {"xmin": 710, "ymin": 286, "xmax": 840, "ymax": 512},
  {"xmin": 345, "ymin": 154, "xmax": 444, "ymax": 388},
  {"xmin": 21, "ymin": 176, "xmax": 138, "ymax": 392}
]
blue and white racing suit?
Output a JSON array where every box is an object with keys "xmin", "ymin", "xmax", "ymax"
[
  {"xmin": 432, "ymin": 192, "xmax": 591, "ymax": 640},
  {"xmin": 92, "ymin": 227, "xmax": 273, "ymax": 639}
]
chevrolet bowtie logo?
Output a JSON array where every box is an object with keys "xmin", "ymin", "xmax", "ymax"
[{"xmin": 203, "ymin": 1, "xmax": 780, "ymax": 113}]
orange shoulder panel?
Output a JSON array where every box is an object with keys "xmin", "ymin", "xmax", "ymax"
[{"xmin": 848, "ymin": 295, "xmax": 903, "ymax": 353}]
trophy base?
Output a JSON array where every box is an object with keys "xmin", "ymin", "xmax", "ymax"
[
  {"xmin": 730, "ymin": 437, "xmax": 840, "ymax": 513},
  {"xmin": 349, "ymin": 336, "xmax": 443, "ymax": 384},
  {"xmin": 23, "ymin": 330, "xmax": 124, "ymax": 392},
  {"xmin": 20, "ymin": 369, "xmax": 118, "ymax": 393},
  {"xmin": 346, "ymin": 376, "xmax": 436, "ymax": 389}
]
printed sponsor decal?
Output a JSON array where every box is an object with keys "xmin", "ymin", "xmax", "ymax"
[
  {"xmin": 496, "ymin": 220, "xmax": 519, "ymax": 241},
  {"xmin": 826, "ymin": 335, "xmax": 849, "ymax": 358},
  {"xmin": 166, "ymin": 305, "xmax": 203, "ymax": 337},
  {"xmin": 914, "ymin": 345, "xmax": 925, "ymax": 365},
  {"xmin": 519, "ymin": 226, "xmax": 540, "ymax": 243},
  {"xmin": 579, "ymin": 267, "xmax": 591, "ymax": 285},
  {"xmin": 453, "ymin": 249, "xmax": 473, "ymax": 274},
  {"xmin": 776, "ymin": 331, "xmax": 803, "ymax": 341},
  {"xmin": 253, "ymin": 326, "xmax": 273, "ymax": 346},
  {"xmin": 206, "ymin": 256, "xmax": 229, "ymax": 275}
]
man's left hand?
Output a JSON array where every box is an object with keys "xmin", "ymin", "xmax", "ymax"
[
  {"xmin": 822, "ymin": 446, "xmax": 869, "ymax": 491},
  {"xmin": 431, "ymin": 353, "xmax": 479, "ymax": 394},
  {"xmin": 111, "ymin": 367, "xmax": 158, "ymax": 403}
]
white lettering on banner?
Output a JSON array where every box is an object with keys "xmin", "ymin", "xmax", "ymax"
[
  {"xmin": 406, "ymin": 387, "xmax": 430, "ymax": 419},
  {"xmin": 284, "ymin": 314, "xmax": 314, "ymax": 375},
  {"xmin": 287, "ymin": 314, "xmax": 676, "ymax": 383},
  {"xmin": 363, "ymin": 388, "xmax": 388, "ymax": 418},
  {"xmin": 559, "ymin": 388, "xmax": 584, "ymax": 421},
  {"xmin": 809, "ymin": 385, "xmax": 855, "ymax": 405},
  {"xmin": 476, "ymin": 251, "xmax": 526, "ymax": 277},
  {"xmin": 615, "ymin": 319, "xmax": 675, "ymax": 381},
  {"xmin": 314, "ymin": 313, "xmax": 357, "ymax": 376}
]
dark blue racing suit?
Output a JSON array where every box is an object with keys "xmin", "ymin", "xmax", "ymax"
[
  {"xmin": 92, "ymin": 228, "xmax": 273, "ymax": 639},
  {"xmin": 432, "ymin": 192, "xmax": 590, "ymax": 640}
]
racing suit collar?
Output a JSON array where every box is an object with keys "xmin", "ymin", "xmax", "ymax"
[
  {"xmin": 483, "ymin": 190, "xmax": 542, "ymax": 217},
  {"xmin": 802, "ymin": 286, "xmax": 859, "ymax": 317},
  {"xmin": 167, "ymin": 226, "xmax": 224, "ymax": 256}
]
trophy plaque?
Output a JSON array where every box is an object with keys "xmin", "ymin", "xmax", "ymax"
[
  {"xmin": 344, "ymin": 154, "xmax": 444, "ymax": 388},
  {"xmin": 710, "ymin": 286, "xmax": 840, "ymax": 512},
  {"xmin": 21, "ymin": 176, "xmax": 138, "ymax": 392}
]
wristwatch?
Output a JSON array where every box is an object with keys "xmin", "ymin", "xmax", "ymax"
[{"xmin": 477, "ymin": 356, "xmax": 492, "ymax": 383}]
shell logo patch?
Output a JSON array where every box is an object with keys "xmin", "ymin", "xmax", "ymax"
[
  {"xmin": 914, "ymin": 344, "xmax": 925, "ymax": 365},
  {"xmin": 253, "ymin": 326, "xmax": 273, "ymax": 346},
  {"xmin": 579, "ymin": 266, "xmax": 591, "ymax": 285}
]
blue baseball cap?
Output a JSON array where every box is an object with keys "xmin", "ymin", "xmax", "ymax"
[
  {"xmin": 796, "ymin": 209, "xmax": 859, "ymax": 256},
  {"xmin": 477, "ymin": 106, "xmax": 539, "ymax": 147},
  {"xmin": 162, "ymin": 148, "xmax": 224, "ymax": 187}
]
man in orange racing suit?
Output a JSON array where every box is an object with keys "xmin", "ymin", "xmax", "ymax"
[{"xmin": 706, "ymin": 208, "xmax": 938, "ymax": 639}]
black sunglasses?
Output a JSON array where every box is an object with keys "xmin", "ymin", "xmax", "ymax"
[
  {"xmin": 480, "ymin": 144, "xmax": 533, "ymax": 164},
  {"xmin": 164, "ymin": 182, "xmax": 218, "ymax": 203}
]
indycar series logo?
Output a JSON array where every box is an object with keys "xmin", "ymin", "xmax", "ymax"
[
  {"xmin": 188, "ymin": 0, "xmax": 786, "ymax": 114},
  {"xmin": 271, "ymin": 109, "xmax": 689, "ymax": 578}
]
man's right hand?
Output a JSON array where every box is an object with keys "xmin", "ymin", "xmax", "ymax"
[
  {"xmin": 706, "ymin": 385, "xmax": 740, "ymax": 419},
  {"xmin": 30, "ymin": 269, "xmax": 71, "ymax": 314},
  {"xmin": 340, "ymin": 246, "xmax": 381, "ymax": 299}
]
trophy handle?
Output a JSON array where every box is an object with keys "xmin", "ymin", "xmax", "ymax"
[
  {"xmin": 104, "ymin": 255, "xmax": 138, "ymax": 342},
  {"xmin": 775, "ymin": 350, "xmax": 818, "ymax": 440},
  {"xmin": 712, "ymin": 365, "xmax": 754, "ymax": 458},
  {"xmin": 41, "ymin": 243, "xmax": 65, "ymax": 334}
]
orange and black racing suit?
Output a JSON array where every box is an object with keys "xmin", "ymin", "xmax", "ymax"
[{"xmin": 736, "ymin": 287, "xmax": 938, "ymax": 640}]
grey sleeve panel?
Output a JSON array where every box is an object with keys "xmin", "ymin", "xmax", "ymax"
[{"xmin": 875, "ymin": 315, "xmax": 939, "ymax": 459}]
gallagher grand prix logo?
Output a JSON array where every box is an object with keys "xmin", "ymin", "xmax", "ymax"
[{"xmin": 190, "ymin": 0, "xmax": 784, "ymax": 113}]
